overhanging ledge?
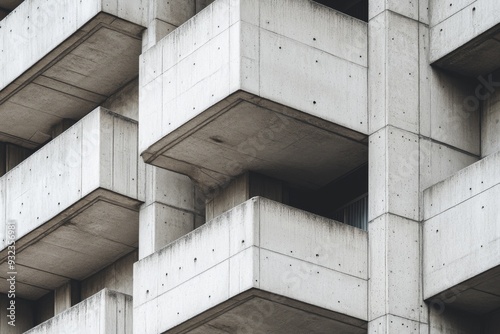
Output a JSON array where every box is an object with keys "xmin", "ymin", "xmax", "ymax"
[{"xmin": 0, "ymin": 0, "xmax": 146, "ymax": 148}]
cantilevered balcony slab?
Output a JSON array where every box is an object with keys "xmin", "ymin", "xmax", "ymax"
[
  {"xmin": 430, "ymin": 0, "xmax": 500, "ymax": 76},
  {"xmin": 0, "ymin": 107, "xmax": 142, "ymax": 300},
  {"xmin": 0, "ymin": 0, "xmax": 146, "ymax": 149},
  {"xmin": 25, "ymin": 289, "xmax": 132, "ymax": 334},
  {"xmin": 423, "ymin": 150, "xmax": 500, "ymax": 314},
  {"xmin": 140, "ymin": 0, "xmax": 368, "ymax": 191},
  {"xmin": 134, "ymin": 197, "xmax": 368, "ymax": 334}
]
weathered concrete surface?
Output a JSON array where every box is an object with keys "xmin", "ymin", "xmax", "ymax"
[
  {"xmin": 423, "ymin": 151, "xmax": 500, "ymax": 307},
  {"xmin": 0, "ymin": 142, "xmax": 33, "ymax": 176},
  {"xmin": 81, "ymin": 250, "xmax": 137, "ymax": 300},
  {"xmin": 140, "ymin": 0, "xmax": 368, "ymax": 191},
  {"xmin": 0, "ymin": 0, "xmax": 146, "ymax": 148},
  {"xmin": 482, "ymin": 80, "xmax": 500, "ymax": 157},
  {"xmin": 0, "ymin": 107, "xmax": 142, "ymax": 300},
  {"xmin": 429, "ymin": 0, "xmax": 500, "ymax": 76},
  {"xmin": 139, "ymin": 166, "xmax": 204, "ymax": 260},
  {"xmin": 25, "ymin": 289, "xmax": 132, "ymax": 334},
  {"xmin": 0, "ymin": 293, "xmax": 34, "ymax": 333},
  {"xmin": 134, "ymin": 197, "xmax": 368, "ymax": 333}
]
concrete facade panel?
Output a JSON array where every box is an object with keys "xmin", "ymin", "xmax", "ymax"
[{"xmin": 134, "ymin": 197, "xmax": 368, "ymax": 333}]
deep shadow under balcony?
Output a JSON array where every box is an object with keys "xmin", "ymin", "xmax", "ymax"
[{"xmin": 0, "ymin": 0, "xmax": 145, "ymax": 149}]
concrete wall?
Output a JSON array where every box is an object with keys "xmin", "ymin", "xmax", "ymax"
[
  {"xmin": 482, "ymin": 79, "xmax": 500, "ymax": 157},
  {"xmin": 81, "ymin": 250, "xmax": 137, "ymax": 300},
  {"xmin": 134, "ymin": 197, "xmax": 368, "ymax": 333},
  {"xmin": 0, "ymin": 0, "xmax": 146, "ymax": 92},
  {"xmin": 0, "ymin": 142, "xmax": 33, "ymax": 177},
  {"xmin": 429, "ymin": 0, "xmax": 500, "ymax": 62},
  {"xmin": 429, "ymin": 307, "xmax": 482, "ymax": 334},
  {"xmin": 423, "ymin": 151, "xmax": 500, "ymax": 298},
  {"xmin": 0, "ymin": 107, "xmax": 141, "ymax": 249},
  {"xmin": 139, "ymin": 166, "xmax": 204, "ymax": 260},
  {"xmin": 205, "ymin": 172, "xmax": 284, "ymax": 221},
  {"xmin": 25, "ymin": 289, "xmax": 132, "ymax": 334},
  {"xmin": 139, "ymin": 0, "xmax": 368, "ymax": 155},
  {"xmin": 485, "ymin": 309, "xmax": 500, "ymax": 333},
  {"xmin": 0, "ymin": 293, "xmax": 34, "ymax": 333},
  {"xmin": 102, "ymin": 79, "xmax": 140, "ymax": 121}
]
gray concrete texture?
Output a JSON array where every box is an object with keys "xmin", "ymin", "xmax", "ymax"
[
  {"xmin": 0, "ymin": 107, "xmax": 141, "ymax": 300},
  {"xmin": 139, "ymin": 0, "xmax": 368, "ymax": 192},
  {"xmin": 134, "ymin": 197, "xmax": 368, "ymax": 333}
]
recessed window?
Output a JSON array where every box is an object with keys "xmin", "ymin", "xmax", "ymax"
[{"xmin": 314, "ymin": 0, "xmax": 368, "ymax": 22}]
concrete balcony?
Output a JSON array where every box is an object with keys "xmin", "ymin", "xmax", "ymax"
[
  {"xmin": 0, "ymin": 107, "xmax": 142, "ymax": 300},
  {"xmin": 140, "ymin": 0, "xmax": 368, "ymax": 191},
  {"xmin": 423, "ymin": 150, "xmax": 500, "ymax": 314},
  {"xmin": 134, "ymin": 197, "xmax": 368, "ymax": 334},
  {"xmin": 429, "ymin": 0, "xmax": 500, "ymax": 76},
  {"xmin": 25, "ymin": 289, "xmax": 132, "ymax": 334},
  {"xmin": 0, "ymin": 0, "xmax": 146, "ymax": 149}
]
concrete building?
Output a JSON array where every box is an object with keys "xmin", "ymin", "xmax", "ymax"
[{"xmin": 0, "ymin": 0, "xmax": 499, "ymax": 333}]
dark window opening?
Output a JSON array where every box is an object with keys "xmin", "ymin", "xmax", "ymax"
[
  {"xmin": 287, "ymin": 164, "xmax": 368, "ymax": 230},
  {"xmin": 313, "ymin": 0, "xmax": 368, "ymax": 22}
]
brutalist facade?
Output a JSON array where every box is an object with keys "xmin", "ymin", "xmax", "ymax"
[{"xmin": 0, "ymin": 0, "xmax": 499, "ymax": 333}]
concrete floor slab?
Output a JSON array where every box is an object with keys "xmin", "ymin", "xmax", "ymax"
[
  {"xmin": 140, "ymin": 0, "xmax": 368, "ymax": 191},
  {"xmin": 0, "ymin": 0, "xmax": 145, "ymax": 149}
]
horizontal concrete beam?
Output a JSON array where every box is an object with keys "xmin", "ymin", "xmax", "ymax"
[
  {"xmin": 25, "ymin": 289, "xmax": 132, "ymax": 334},
  {"xmin": 134, "ymin": 197, "xmax": 368, "ymax": 333},
  {"xmin": 423, "ymin": 150, "xmax": 500, "ymax": 300},
  {"xmin": 0, "ymin": 107, "xmax": 142, "ymax": 299}
]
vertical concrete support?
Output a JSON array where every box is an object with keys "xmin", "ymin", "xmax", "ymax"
[
  {"xmin": 0, "ymin": 142, "xmax": 34, "ymax": 177},
  {"xmin": 205, "ymin": 172, "xmax": 284, "ymax": 221},
  {"xmin": 143, "ymin": 0, "xmax": 198, "ymax": 51},
  {"xmin": 368, "ymin": 2, "xmax": 428, "ymax": 333},
  {"xmin": 54, "ymin": 281, "xmax": 80, "ymax": 315},
  {"xmin": 482, "ymin": 79, "xmax": 500, "ymax": 157},
  {"xmin": 0, "ymin": 294, "xmax": 34, "ymax": 333},
  {"xmin": 51, "ymin": 119, "xmax": 77, "ymax": 139},
  {"xmin": 138, "ymin": 166, "xmax": 205, "ymax": 259}
]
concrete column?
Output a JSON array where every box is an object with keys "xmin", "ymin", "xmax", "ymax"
[
  {"xmin": 205, "ymin": 172, "xmax": 284, "ymax": 220},
  {"xmin": 54, "ymin": 281, "xmax": 80, "ymax": 315},
  {"xmin": 138, "ymin": 165, "xmax": 205, "ymax": 260},
  {"xmin": 143, "ymin": 0, "xmax": 196, "ymax": 51},
  {"xmin": 0, "ymin": 142, "xmax": 34, "ymax": 177},
  {"xmin": 368, "ymin": 1, "xmax": 428, "ymax": 332},
  {"xmin": 50, "ymin": 119, "xmax": 76, "ymax": 139}
]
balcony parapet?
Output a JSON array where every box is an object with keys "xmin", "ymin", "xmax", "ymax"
[
  {"xmin": 423, "ymin": 150, "xmax": 500, "ymax": 314},
  {"xmin": 134, "ymin": 197, "xmax": 368, "ymax": 334},
  {"xmin": 24, "ymin": 289, "xmax": 132, "ymax": 334},
  {"xmin": 429, "ymin": 0, "xmax": 500, "ymax": 76}
]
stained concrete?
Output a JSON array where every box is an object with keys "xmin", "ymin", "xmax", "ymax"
[
  {"xmin": 25, "ymin": 289, "xmax": 133, "ymax": 334},
  {"xmin": 0, "ymin": 107, "xmax": 141, "ymax": 300},
  {"xmin": 134, "ymin": 197, "xmax": 368, "ymax": 333},
  {"xmin": 0, "ymin": 0, "xmax": 146, "ymax": 149}
]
